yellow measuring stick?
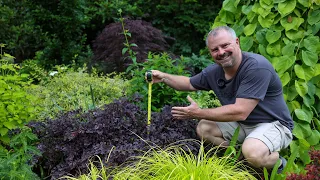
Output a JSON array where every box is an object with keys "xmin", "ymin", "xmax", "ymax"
[
  {"xmin": 146, "ymin": 70, "xmax": 153, "ymax": 125},
  {"xmin": 147, "ymin": 82, "xmax": 152, "ymax": 125}
]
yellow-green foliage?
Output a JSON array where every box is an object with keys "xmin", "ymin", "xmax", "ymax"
[
  {"xmin": 113, "ymin": 142, "xmax": 256, "ymax": 180},
  {"xmin": 0, "ymin": 62, "xmax": 41, "ymax": 144},
  {"xmin": 66, "ymin": 141, "xmax": 257, "ymax": 180},
  {"xmin": 189, "ymin": 90, "xmax": 221, "ymax": 108},
  {"xmin": 27, "ymin": 67, "xmax": 129, "ymax": 120}
]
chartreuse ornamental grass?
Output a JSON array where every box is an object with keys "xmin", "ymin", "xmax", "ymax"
[
  {"xmin": 64, "ymin": 141, "xmax": 257, "ymax": 180},
  {"xmin": 114, "ymin": 142, "xmax": 257, "ymax": 180}
]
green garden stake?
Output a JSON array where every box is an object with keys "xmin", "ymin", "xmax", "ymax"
[{"xmin": 146, "ymin": 70, "xmax": 153, "ymax": 131}]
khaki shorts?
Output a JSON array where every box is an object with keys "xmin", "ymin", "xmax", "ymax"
[{"xmin": 216, "ymin": 121, "xmax": 293, "ymax": 152}]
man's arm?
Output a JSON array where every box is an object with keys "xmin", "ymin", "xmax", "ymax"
[
  {"xmin": 150, "ymin": 70, "xmax": 197, "ymax": 91},
  {"xmin": 172, "ymin": 96, "xmax": 259, "ymax": 122}
]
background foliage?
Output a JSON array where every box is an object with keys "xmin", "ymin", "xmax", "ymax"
[{"xmin": 212, "ymin": 0, "xmax": 320, "ymax": 173}]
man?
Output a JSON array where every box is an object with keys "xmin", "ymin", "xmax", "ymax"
[{"xmin": 148, "ymin": 26, "xmax": 293, "ymax": 172}]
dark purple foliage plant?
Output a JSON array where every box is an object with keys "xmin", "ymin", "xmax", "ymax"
[
  {"xmin": 29, "ymin": 96, "xmax": 199, "ymax": 179},
  {"xmin": 92, "ymin": 19, "xmax": 174, "ymax": 74}
]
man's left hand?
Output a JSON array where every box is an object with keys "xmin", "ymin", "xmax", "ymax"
[{"xmin": 171, "ymin": 96, "xmax": 200, "ymax": 119}]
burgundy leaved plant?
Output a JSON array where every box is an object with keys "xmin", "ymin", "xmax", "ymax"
[
  {"xmin": 286, "ymin": 149, "xmax": 320, "ymax": 180},
  {"xmin": 29, "ymin": 96, "xmax": 199, "ymax": 179}
]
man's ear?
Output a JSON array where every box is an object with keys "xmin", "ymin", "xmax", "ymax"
[{"xmin": 235, "ymin": 38, "xmax": 240, "ymax": 45}]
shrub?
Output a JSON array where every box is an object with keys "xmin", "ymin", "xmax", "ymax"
[
  {"xmin": 0, "ymin": 60, "xmax": 41, "ymax": 144},
  {"xmin": 92, "ymin": 19, "xmax": 172, "ymax": 74},
  {"xmin": 286, "ymin": 149, "xmax": 320, "ymax": 180},
  {"xmin": 0, "ymin": 126, "xmax": 41, "ymax": 180},
  {"xmin": 29, "ymin": 96, "xmax": 199, "ymax": 179},
  {"xmin": 127, "ymin": 52, "xmax": 190, "ymax": 112},
  {"xmin": 26, "ymin": 65, "xmax": 129, "ymax": 120}
]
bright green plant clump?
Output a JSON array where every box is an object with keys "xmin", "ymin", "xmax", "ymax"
[
  {"xmin": 0, "ymin": 61, "xmax": 41, "ymax": 144},
  {"xmin": 189, "ymin": 90, "xmax": 221, "ymax": 109},
  {"xmin": 127, "ymin": 52, "xmax": 191, "ymax": 112},
  {"xmin": 62, "ymin": 141, "xmax": 256, "ymax": 180},
  {"xmin": 113, "ymin": 142, "xmax": 256, "ymax": 180},
  {"xmin": 27, "ymin": 66, "xmax": 129, "ymax": 120},
  {"xmin": 212, "ymin": 0, "xmax": 320, "ymax": 172}
]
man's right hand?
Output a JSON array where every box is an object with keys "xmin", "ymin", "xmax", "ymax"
[{"xmin": 145, "ymin": 70, "xmax": 166, "ymax": 83}]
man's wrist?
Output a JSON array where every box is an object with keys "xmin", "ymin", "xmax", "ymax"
[{"xmin": 161, "ymin": 78, "xmax": 168, "ymax": 83}]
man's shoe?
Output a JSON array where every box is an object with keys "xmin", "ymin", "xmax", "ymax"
[{"xmin": 277, "ymin": 156, "xmax": 287, "ymax": 174}]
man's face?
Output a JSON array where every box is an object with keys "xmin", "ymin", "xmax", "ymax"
[{"xmin": 207, "ymin": 30, "xmax": 240, "ymax": 68}]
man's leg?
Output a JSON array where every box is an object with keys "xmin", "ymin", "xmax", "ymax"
[
  {"xmin": 242, "ymin": 138, "xmax": 279, "ymax": 169},
  {"xmin": 196, "ymin": 120, "xmax": 245, "ymax": 147},
  {"xmin": 196, "ymin": 120, "xmax": 227, "ymax": 146},
  {"xmin": 241, "ymin": 121, "xmax": 292, "ymax": 169}
]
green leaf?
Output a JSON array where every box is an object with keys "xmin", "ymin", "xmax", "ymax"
[
  {"xmin": 0, "ymin": 128, "xmax": 8, "ymax": 136},
  {"xmin": 219, "ymin": 10, "xmax": 235, "ymax": 24},
  {"xmin": 303, "ymin": 94, "xmax": 315, "ymax": 108},
  {"xmin": 222, "ymin": 0, "xmax": 238, "ymax": 13},
  {"xmin": 307, "ymin": 9, "xmax": 320, "ymax": 25},
  {"xmin": 295, "ymin": 109, "xmax": 311, "ymax": 123},
  {"xmin": 260, "ymin": 0, "xmax": 273, "ymax": 9},
  {"xmin": 287, "ymin": 100, "xmax": 300, "ymax": 113},
  {"xmin": 279, "ymin": 72, "xmax": 290, "ymax": 86},
  {"xmin": 280, "ymin": 16, "xmax": 304, "ymax": 31},
  {"xmin": 274, "ymin": 55, "xmax": 296, "ymax": 74},
  {"xmin": 306, "ymin": 130, "xmax": 320, "ymax": 146},
  {"xmin": 122, "ymin": 48, "xmax": 128, "ymax": 55},
  {"xmin": 130, "ymin": 43, "xmax": 138, "ymax": 47},
  {"xmin": 266, "ymin": 30, "xmax": 282, "ymax": 44},
  {"xmin": 3, "ymin": 121, "xmax": 16, "ymax": 129},
  {"xmin": 267, "ymin": 42, "xmax": 282, "ymax": 56},
  {"xmin": 278, "ymin": 0, "xmax": 296, "ymax": 17},
  {"xmin": 285, "ymin": 30, "xmax": 305, "ymax": 40},
  {"xmin": 243, "ymin": 23, "xmax": 257, "ymax": 36},
  {"xmin": 286, "ymin": 85, "xmax": 299, "ymax": 101},
  {"xmin": 303, "ymin": 35, "xmax": 319, "ymax": 52},
  {"xmin": 258, "ymin": 15, "xmax": 274, "ymax": 28},
  {"xmin": 294, "ymin": 64, "xmax": 315, "ymax": 81},
  {"xmin": 282, "ymin": 41, "xmax": 296, "ymax": 56},
  {"xmin": 297, "ymin": 0, "xmax": 310, "ymax": 7},
  {"xmin": 274, "ymin": 0, "xmax": 287, "ymax": 3},
  {"xmin": 302, "ymin": 50, "xmax": 318, "ymax": 66},
  {"xmin": 258, "ymin": 44, "xmax": 271, "ymax": 60},
  {"xmin": 292, "ymin": 122, "xmax": 311, "ymax": 139},
  {"xmin": 240, "ymin": 36, "xmax": 253, "ymax": 51},
  {"xmin": 295, "ymin": 80, "xmax": 308, "ymax": 97},
  {"xmin": 256, "ymin": 29, "xmax": 268, "ymax": 46},
  {"xmin": 242, "ymin": 5, "xmax": 252, "ymax": 15}
]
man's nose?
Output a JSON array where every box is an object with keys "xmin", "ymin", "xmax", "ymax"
[{"xmin": 217, "ymin": 48, "xmax": 225, "ymax": 56}]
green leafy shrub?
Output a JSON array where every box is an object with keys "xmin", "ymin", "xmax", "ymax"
[
  {"xmin": 136, "ymin": 0, "xmax": 222, "ymax": 56},
  {"xmin": 0, "ymin": 60, "xmax": 41, "ymax": 144},
  {"xmin": 189, "ymin": 90, "xmax": 221, "ymax": 109},
  {"xmin": 181, "ymin": 53, "xmax": 213, "ymax": 75},
  {"xmin": 0, "ymin": 126, "xmax": 41, "ymax": 180},
  {"xmin": 19, "ymin": 58, "xmax": 48, "ymax": 84},
  {"xmin": 26, "ymin": 66, "xmax": 129, "ymax": 120},
  {"xmin": 127, "ymin": 52, "xmax": 191, "ymax": 112},
  {"xmin": 212, "ymin": 0, "xmax": 320, "ymax": 171}
]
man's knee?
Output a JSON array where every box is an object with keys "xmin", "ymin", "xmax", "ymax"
[
  {"xmin": 196, "ymin": 120, "xmax": 222, "ymax": 139},
  {"xmin": 242, "ymin": 138, "xmax": 270, "ymax": 167}
]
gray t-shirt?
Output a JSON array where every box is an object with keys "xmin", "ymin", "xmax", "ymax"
[{"xmin": 190, "ymin": 52, "xmax": 294, "ymax": 131}]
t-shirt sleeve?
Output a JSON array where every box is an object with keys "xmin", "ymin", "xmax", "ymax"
[
  {"xmin": 190, "ymin": 72, "xmax": 211, "ymax": 90},
  {"xmin": 236, "ymin": 68, "xmax": 272, "ymax": 101}
]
